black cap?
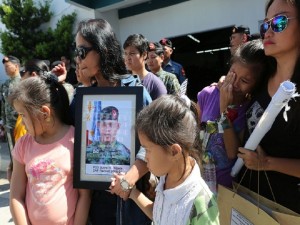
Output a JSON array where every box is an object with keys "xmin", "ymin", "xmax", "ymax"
[
  {"xmin": 98, "ymin": 106, "xmax": 119, "ymax": 121},
  {"xmin": 2, "ymin": 55, "xmax": 20, "ymax": 65},
  {"xmin": 159, "ymin": 38, "xmax": 172, "ymax": 48},
  {"xmin": 148, "ymin": 42, "xmax": 164, "ymax": 54},
  {"xmin": 232, "ymin": 25, "xmax": 250, "ymax": 35}
]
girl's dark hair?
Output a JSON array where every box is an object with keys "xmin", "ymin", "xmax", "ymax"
[
  {"xmin": 265, "ymin": 0, "xmax": 300, "ymax": 85},
  {"xmin": 123, "ymin": 34, "xmax": 149, "ymax": 55},
  {"xmin": 24, "ymin": 59, "xmax": 49, "ymax": 76},
  {"xmin": 9, "ymin": 74, "xmax": 71, "ymax": 126},
  {"xmin": 136, "ymin": 95, "xmax": 201, "ymax": 178},
  {"xmin": 231, "ymin": 39, "xmax": 275, "ymax": 95},
  {"xmin": 76, "ymin": 19, "xmax": 128, "ymax": 82}
]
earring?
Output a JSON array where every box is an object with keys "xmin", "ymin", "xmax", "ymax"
[
  {"xmin": 45, "ymin": 117, "xmax": 51, "ymax": 122},
  {"xmin": 245, "ymin": 93, "xmax": 252, "ymax": 100}
]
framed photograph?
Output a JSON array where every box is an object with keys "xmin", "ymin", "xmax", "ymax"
[{"xmin": 73, "ymin": 86, "xmax": 144, "ymax": 190}]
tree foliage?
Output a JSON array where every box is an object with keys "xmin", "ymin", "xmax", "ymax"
[{"xmin": 0, "ymin": 0, "xmax": 76, "ymax": 63}]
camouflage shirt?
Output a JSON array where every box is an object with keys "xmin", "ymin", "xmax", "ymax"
[
  {"xmin": 86, "ymin": 140, "xmax": 130, "ymax": 165},
  {"xmin": 156, "ymin": 69, "xmax": 180, "ymax": 95},
  {"xmin": 0, "ymin": 75, "xmax": 21, "ymax": 129},
  {"xmin": 187, "ymin": 192, "xmax": 219, "ymax": 225}
]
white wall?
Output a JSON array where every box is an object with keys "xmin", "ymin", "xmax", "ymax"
[
  {"xmin": 48, "ymin": 0, "xmax": 95, "ymax": 31},
  {"xmin": 100, "ymin": 9, "xmax": 121, "ymax": 40},
  {"xmin": 119, "ymin": 0, "xmax": 266, "ymax": 43}
]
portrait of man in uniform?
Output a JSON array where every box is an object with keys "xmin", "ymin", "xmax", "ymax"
[{"xmin": 86, "ymin": 106, "xmax": 130, "ymax": 165}]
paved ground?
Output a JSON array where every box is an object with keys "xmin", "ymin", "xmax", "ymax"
[{"xmin": 0, "ymin": 141, "xmax": 14, "ymax": 224}]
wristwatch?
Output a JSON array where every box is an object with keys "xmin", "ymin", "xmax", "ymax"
[{"xmin": 120, "ymin": 177, "xmax": 134, "ymax": 192}]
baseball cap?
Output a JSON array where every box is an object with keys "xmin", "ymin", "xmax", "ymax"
[
  {"xmin": 159, "ymin": 38, "xmax": 172, "ymax": 48},
  {"xmin": 232, "ymin": 25, "xmax": 250, "ymax": 35},
  {"xmin": 2, "ymin": 55, "xmax": 20, "ymax": 65}
]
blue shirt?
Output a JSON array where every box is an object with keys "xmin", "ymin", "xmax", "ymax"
[{"xmin": 162, "ymin": 59, "xmax": 186, "ymax": 84}]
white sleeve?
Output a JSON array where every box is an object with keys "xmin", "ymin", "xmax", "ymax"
[{"xmin": 136, "ymin": 146, "xmax": 147, "ymax": 162}]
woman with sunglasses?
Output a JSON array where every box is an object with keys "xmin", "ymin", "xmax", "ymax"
[
  {"xmin": 237, "ymin": 0, "xmax": 300, "ymax": 213},
  {"xmin": 70, "ymin": 19, "xmax": 152, "ymax": 225}
]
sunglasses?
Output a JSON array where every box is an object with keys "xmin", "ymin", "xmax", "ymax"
[
  {"xmin": 20, "ymin": 70, "xmax": 27, "ymax": 77},
  {"xmin": 20, "ymin": 66, "xmax": 43, "ymax": 77},
  {"xmin": 75, "ymin": 46, "xmax": 94, "ymax": 60},
  {"xmin": 2, "ymin": 57, "xmax": 9, "ymax": 64},
  {"xmin": 260, "ymin": 15, "xmax": 296, "ymax": 38}
]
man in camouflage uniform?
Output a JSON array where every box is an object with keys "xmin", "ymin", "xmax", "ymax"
[
  {"xmin": 159, "ymin": 38, "xmax": 186, "ymax": 84},
  {"xmin": 86, "ymin": 106, "xmax": 130, "ymax": 165},
  {"xmin": 0, "ymin": 56, "xmax": 21, "ymax": 182},
  {"xmin": 146, "ymin": 42, "xmax": 180, "ymax": 95},
  {"xmin": 0, "ymin": 56, "xmax": 21, "ymax": 145}
]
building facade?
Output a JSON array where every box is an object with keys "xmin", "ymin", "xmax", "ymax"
[{"xmin": 0, "ymin": 0, "xmax": 266, "ymax": 97}]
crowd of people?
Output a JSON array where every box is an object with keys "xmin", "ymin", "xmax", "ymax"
[{"xmin": 1, "ymin": 0, "xmax": 300, "ymax": 224}]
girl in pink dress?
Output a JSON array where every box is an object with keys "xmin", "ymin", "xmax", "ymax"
[{"xmin": 9, "ymin": 74, "xmax": 91, "ymax": 225}]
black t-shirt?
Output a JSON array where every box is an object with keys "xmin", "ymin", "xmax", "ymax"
[{"xmin": 240, "ymin": 82, "xmax": 300, "ymax": 213}]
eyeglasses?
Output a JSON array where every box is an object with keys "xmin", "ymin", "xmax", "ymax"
[
  {"xmin": 260, "ymin": 15, "xmax": 297, "ymax": 38},
  {"xmin": 20, "ymin": 66, "xmax": 43, "ymax": 77},
  {"xmin": 75, "ymin": 46, "xmax": 94, "ymax": 60}
]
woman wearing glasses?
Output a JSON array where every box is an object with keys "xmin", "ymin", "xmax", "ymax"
[
  {"xmin": 70, "ymin": 19, "xmax": 152, "ymax": 225},
  {"xmin": 237, "ymin": 0, "xmax": 300, "ymax": 213}
]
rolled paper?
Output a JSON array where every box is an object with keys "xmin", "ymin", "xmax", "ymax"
[{"xmin": 231, "ymin": 81, "xmax": 297, "ymax": 177}]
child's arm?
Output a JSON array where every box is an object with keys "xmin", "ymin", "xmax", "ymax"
[
  {"xmin": 129, "ymin": 187, "xmax": 154, "ymax": 220},
  {"xmin": 73, "ymin": 189, "xmax": 91, "ymax": 225},
  {"xmin": 110, "ymin": 158, "xmax": 148, "ymax": 199},
  {"xmin": 10, "ymin": 159, "xmax": 31, "ymax": 225},
  {"xmin": 223, "ymin": 124, "xmax": 243, "ymax": 159}
]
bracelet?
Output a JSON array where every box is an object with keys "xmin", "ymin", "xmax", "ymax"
[{"xmin": 226, "ymin": 105, "xmax": 238, "ymax": 122}]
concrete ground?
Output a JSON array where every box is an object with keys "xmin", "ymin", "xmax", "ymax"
[{"xmin": 0, "ymin": 141, "xmax": 14, "ymax": 224}]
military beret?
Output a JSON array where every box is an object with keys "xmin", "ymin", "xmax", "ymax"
[
  {"xmin": 98, "ymin": 106, "xmax": 119, "ymax": 121},
  {"xmin": 2, "ymin": 55, "xmax": 20, "ymax": 65},
  {"xmin": 148, "ymin": 42, "xmax": 164, "ymax": 54},
  {"xmin": 159, "ymin": 38, "xmax": 172, "ymax": 48},
  {"xmin": 232, "ymin": 25, "xmax": 250, "ymax": 35}
]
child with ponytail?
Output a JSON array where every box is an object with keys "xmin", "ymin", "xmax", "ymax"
[
  {"xmin": 9, "ymin": 74, "xmax": 90, "ymax": 225},
  {"xmin": 122, "ymin": 95, "xmax": 219, "ymax": 225}
]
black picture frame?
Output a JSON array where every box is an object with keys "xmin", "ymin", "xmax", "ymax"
[{"xmin": 73, "ymin": 86, "xmax": 143, "ymax": 190}]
